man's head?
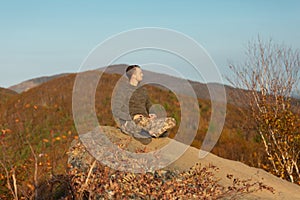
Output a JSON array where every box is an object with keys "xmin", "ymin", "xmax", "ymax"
[{"xmin": 126, "ymin": 65, "xmax": 143, "ymax": 83}]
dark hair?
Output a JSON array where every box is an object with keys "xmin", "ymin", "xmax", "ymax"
[{"xmin": 126, "ymin": 65, "xmax": 140, "ymax": 79}]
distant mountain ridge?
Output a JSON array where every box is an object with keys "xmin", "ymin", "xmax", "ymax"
[
  {"xmin": 7, "ymin": 64, "xmax": 242, "ymax": 105},
  {"xmin": 8, "ymin": 64, "xmax": 299, "ymax": 103},
  {"xmin": 7, "ymin": 64, "xmax": 128, "ymax": 93},
  {"xmin": 9, "ymin": 73, "xmax": 70, "ymax": 93},
  {"xmin": 98, "ymin": 64, "xmax": 242, "ymax": 105}
]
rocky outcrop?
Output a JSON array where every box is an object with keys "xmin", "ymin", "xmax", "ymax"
[{"xmin": 67, "ymin": 126, "xmax": 291, "ymax": 199}]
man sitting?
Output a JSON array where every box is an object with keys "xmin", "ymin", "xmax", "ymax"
[{"xmin": 112, "ymin": 65, "xmax": 176, "ymax": 141}]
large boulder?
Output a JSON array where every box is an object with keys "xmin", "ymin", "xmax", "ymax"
[{"xmin": 67, "ymin": 126, "xmax": 299, "ymax": 199}]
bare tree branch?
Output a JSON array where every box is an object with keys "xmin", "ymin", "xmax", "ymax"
[{"xmin": 227, "ymin": 36, "xmax": 300, "ymax": 183}]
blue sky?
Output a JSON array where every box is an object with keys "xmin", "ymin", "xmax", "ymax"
[{"xmin": 0, "ymin": 0, "xmax": 299, "ymax": 87}]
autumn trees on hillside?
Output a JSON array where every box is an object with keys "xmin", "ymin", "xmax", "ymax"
[{"xmin": 228, "ymin": 37, "xmax": 300, "ymax": 183}]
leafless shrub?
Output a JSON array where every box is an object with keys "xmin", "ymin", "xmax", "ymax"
[{"xmin": 227, "ymin": 36, "xmax": 300, "ymax": 183}]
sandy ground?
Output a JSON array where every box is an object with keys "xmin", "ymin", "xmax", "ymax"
[{"xmin": 83, "ymin": 126, "xmax": 300, "ymax": 199}]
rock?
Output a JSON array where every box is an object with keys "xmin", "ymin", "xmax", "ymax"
[
  {"xmin": 67, "ymin": 126, "xmax": 300, "ymax": 199},
  {"xmin": 67, "ymin": 126, "xmax": 179, "ymax": 199}
]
